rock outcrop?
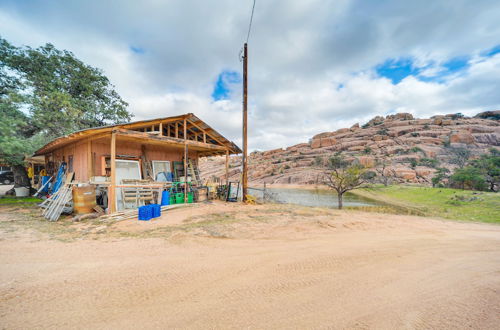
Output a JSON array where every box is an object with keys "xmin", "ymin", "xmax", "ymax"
[{"xmin": 200, "ymin": 111, "xmax": 500, "ymax": 186}]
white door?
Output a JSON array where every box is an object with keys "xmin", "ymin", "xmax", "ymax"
[{"xmin": 115, "ymin": 160, "xmax": 142, "ymax": 210}]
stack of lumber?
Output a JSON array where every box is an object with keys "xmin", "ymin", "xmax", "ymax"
[
  {"xmin": 99, "ymin": 203, "xmax": 193, "ymax": 222},
  {"xmin": 40, "ymin": 172, "xmax": 74, "ymax": 222}
]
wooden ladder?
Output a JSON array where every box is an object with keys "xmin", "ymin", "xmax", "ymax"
[{"xmin": 188, "ymin": 159, "xmax": 201, "ymax": 185}]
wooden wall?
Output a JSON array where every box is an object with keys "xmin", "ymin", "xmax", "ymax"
[{"xmin": 47, "ymin": 137, "xmax": 198, "ymax": 182}]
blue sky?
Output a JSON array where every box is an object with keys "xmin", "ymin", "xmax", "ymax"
[
  {"xmin": 1, "ymin": 0, "xmax": 500, "ymax": 150},
  {"xmin": 211, "ymin": 71, "xmax": 241, "ymax": 101}
]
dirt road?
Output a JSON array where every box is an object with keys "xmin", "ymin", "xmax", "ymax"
[{"xmin": 1, "ymin": 203, "xmax": 499, "ymax": 329}]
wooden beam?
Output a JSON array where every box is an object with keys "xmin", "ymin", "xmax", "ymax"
[
  {"xmin": 184, "ymin": 143, "xmax": 188, "ymax": 203},
  {"xmin": 87, "ymin": 139, "xmax": 92, "ymax": 181},
  {"xmin": 112, "ymin": 129, "xmax": 228, "ymax": 152},
  {"xmin": 109, "ymin": 132, "xmax": 117, "ymax": 214},
  {"xmin": 183, "ymin": 118, "xmax": 187, "ymax": 141},
  {"xmin": 203, "ymin": 132, "xmax": 206, "ymax": 143},
  {"xmin": 186, "ymin": 118, "xmax": 227, "ymax": 148},
  {"xmin": 183, "ymin": 118, "xmax": 188, "ymax": 202},
  {"xmin": 159, "ymin": 122, "xmax": 163, "ymax": 137},
  {"xmin": 225, "ymin": 149, "xmax": 229, "ymax": 185},
  {"xmin": 167, "ymin": 124, "xmax": 170, "ymax": 137},
  {"xmin": 175, "ymin": 122, "xmax": 178, "ymax": 138}
]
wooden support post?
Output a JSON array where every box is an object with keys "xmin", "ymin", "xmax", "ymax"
[
  {"xmin": 109, "ymin": 132, "xmax": 117, "ymax": 214},
  {"xmin": 203, "ymin": 132, "xmax": 206, "ymax": 143},
  {"xmin": 87, "ymin": 139, "xmax": 92, "ymax": 181},
  {"xmin": 167, "ymin": 124, "xmax": 170, "ymax": 137},
  {"xmin": 184, "ymin": 119, "xmax": 188, "ymax": 203},
  {"xmin": 225, "ymin": 149, "xmax": 229, "ymax": 185},
  {"xmin": 175, "ymin": 122, "xmax": 179, "ymax": 138},
  {"xmin": 242, "ymin": 42, "xmax": 248, "ymax": 202},
  {"xmin": 159, "ymin": 122, "xmax": 163, "ymax": 136}
]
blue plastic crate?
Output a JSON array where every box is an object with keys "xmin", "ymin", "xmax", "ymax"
[
  {"xmin": 150, "ymin": 204, "xmax": 161, "ymax": 218},
  {"xmin": 138, "ymin": 205, "xmax": 152, "ymax": 221}
]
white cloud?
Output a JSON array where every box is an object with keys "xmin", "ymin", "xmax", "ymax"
[{"xmin": 1, "ymin": 0, "xmax": 500, "ymax": 151}]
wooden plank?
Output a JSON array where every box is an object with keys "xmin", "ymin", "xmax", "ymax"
[
  {"xmin": 186, "ymin": 118, "xmax": 227, "ymax": 147},
  {"xmin": 113, "ymin": 129, "xmax": 227, "ymax": 152},
  {"xmin": 109, "ymin": 132, "xmax": 117, "ymax": 214},
  {"xmin": 225, "ymin": 149, "xmax": 229, "ymax": 184},
  {"xmin": 184, "ymin": 119, "xmax": 188, "ymax": 203}
]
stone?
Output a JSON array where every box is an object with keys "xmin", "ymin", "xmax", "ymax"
[
  {"xmin": 358, "ymin": 156, "xmax": 375, "ymax": 167},
  {"xmin": 385, "ymin": 113, "xmax": 414, "ymax": 121},
  {"xmin": 449, "ymin": 132, "xmax": 474, "ymax": 144},
  {"xmin": 473, "ymin": 133, "xmax": 500, "ymax": 146},
  {"xmin": 311, "ymin": 139, "xmax": 321, "ymax": 149},
  {"xmin": 394, "ymin": 168, "xmax": 417, "ymax": 181},
  {"xmin": 320, "ymin": 137, "xmax": 337, "ymax": 147}
]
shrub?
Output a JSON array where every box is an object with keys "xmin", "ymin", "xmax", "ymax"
[
  {"xmin": 419, "ymin": 158, "xmax": 439, "ymax": 168},
  {"xmin": 377, "ymin": 128, "xmax": 389, "ymax": 135},
  {"xmin": 363, "ymin": 146, "xmax": 372, "ymax": 154},
  {"xmin": 450, "ymin": 113, "xmax": 465, "ymax": 120},
  {"xmin": 314, "ymin": 156, "xmax": 323, "ymax": 167}
]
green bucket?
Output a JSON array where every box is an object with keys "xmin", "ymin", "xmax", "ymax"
[{"xmin": 175, "ymin": 193, "xmax": 185, "ymax": 204}]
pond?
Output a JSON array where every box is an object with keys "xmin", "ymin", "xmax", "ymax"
[{"xmin": 247, "ymin": 187, "xmax": 380, "ymax": 209}]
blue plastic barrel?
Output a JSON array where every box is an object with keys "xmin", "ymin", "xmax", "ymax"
[
  {"xmin": 161, "ymin": 190, "xmax": 170, "ymax": 206},
  {"xmin": 138, "ymin": 205, "xmax": 152, "ymax": 221},
  {"xmin": 150, "ymin": 204, "xmax": 161, "ymax": 218}
]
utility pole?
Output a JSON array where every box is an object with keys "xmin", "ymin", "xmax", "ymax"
[{"xmin": 242, "ymin": 43, "xmax": 248, "ymax": 202}]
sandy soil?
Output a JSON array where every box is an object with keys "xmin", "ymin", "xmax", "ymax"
[{"xmin": 1, "ymin": 202, "xmax": 499, "ymax": 329}]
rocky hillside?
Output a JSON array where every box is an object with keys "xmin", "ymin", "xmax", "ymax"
[{"xmin": 200, "ymin": 111, "xmax": 500, "ymax": 186}]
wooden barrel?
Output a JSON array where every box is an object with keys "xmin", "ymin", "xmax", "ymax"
[{"xmin": 72, "ymin": 185, "xmax": 96, "ymax": 214}]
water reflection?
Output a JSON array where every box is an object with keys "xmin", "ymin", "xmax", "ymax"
[{"xmin": 248, "ymin": 187, "xmax": 378, "ymax": 208}]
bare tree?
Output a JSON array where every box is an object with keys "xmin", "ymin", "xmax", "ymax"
[
  {"xmin": 324, "ymin": 155, "xmax": 370, "ymax": 209},
  {"xmin": 449, "ymin": 147, "xmax": 471, "ymax": 169},
  {"xmin": 375, "ymin": 155, "xmax": 392, "ymax": 186}
]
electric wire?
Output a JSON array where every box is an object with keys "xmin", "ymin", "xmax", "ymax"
[{"xmin": 246, "ymin": 0, "xmax": 256, "ymax": 44}]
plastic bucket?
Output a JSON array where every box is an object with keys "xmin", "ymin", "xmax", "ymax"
[
  {"xmin": 161, "ymin": 190, "xmax": 170, "ymax": 206},
  {"xmin": 14, "ymin": 187, "xmax": 29, "ymax": 197},
  {"xmin": 175, "ymin": 193, "xmax": 184, "ymax": 204}
]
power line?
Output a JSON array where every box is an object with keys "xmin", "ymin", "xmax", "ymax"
[{"xmin": 246, "ymin": 0, "xmax": 256, "ymax": 43}]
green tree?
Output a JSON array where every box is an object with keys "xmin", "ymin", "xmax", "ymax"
[
  {"xmin": 470, "ymin": 149, "xmax": 500, "ymax": 192},
  {"xmin": 324, "ymin": 154, "xmax": 370, "ymax": 209},
  {"xmin": 431, "ymin": 167, "xmax": 450, "ymax": 187},
  {"xmin": 1, "ymin": 37, "xmax": 132, "ymax": 190},
  {"xmin": 450, "ymin": 166, "xmax": 487, "ymax": 191}
]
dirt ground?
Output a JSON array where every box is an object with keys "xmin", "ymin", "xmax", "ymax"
[{"xmin": 0, "ymin": 201, "xmax": 499, "ymax": 329}]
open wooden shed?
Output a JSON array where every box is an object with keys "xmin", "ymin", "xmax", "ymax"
[{"xmin": 34, "ymin": 113, "xmax": 241, "ymax": 213}]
